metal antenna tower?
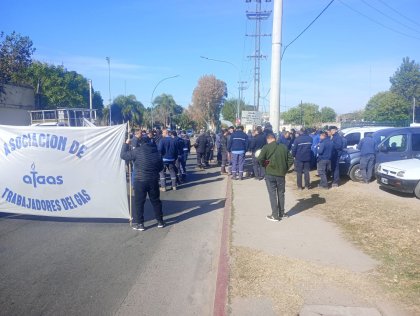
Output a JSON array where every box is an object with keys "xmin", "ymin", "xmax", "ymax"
[{"xmin": 246, "ymin": 0, "xmax": 272, "ymax": 112}]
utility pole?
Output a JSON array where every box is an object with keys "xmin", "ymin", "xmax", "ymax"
[
  {"xmin": 269, "ymin": 0, "xmax": 283, "ymax": 133},
  {"xmin": 246, "ymin": 0, "xmax": 271, "ymax": 112},
  {"xmin": 106, "ymin": 57, "xmax": 112, "ymax": 125},
  {"xmin": 237, "ymin": 81, "xmax": 248, "ymax": 123},
  {"xmin": 413, "ymin": 96, "xmax": 416, "ymax": 124}
]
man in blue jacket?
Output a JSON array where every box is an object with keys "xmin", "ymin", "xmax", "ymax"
[
  {"xmin": 121, "ymin": 136, "xmax": 165, "ymax": 231},
  {"xmin": 249, "ymin": 126, "xmax": 267, "ymax": 180},
  {"xmin": 317, "ymin": 131, "xmax": 333, "ymax": 189},
  {"xmin": 158, "ymin": 128, "xmax": 178, "ymax": 191},
  {"xmin": 357, "ymin": 132, "xmax": 376, "ymax": 183},
  {"xmin": 292, "ymin": 128, "xmax": 313, "ymax": 190},
  {"xmin": 329, "ymin": 126, "xmax": 344, "ymax": 187},
  {"xmin": 227, "ymin": 125, "xmax": 248, "ymax": 180}
]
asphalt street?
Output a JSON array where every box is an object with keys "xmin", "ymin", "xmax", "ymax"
[{"xmin": 0, "ymin": 154, "xmax": 227, "ymax": 316}]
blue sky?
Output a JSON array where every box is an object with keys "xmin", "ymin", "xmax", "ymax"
[{"xmin": 2, "ymin": 0, "xmax": 420, "ymax": 115}]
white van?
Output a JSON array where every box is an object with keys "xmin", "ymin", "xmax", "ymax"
[
  {"xmin": 341, "ymin": 126, "xmax": 391, "ymax": 149},
  {"xmin": 376, "ymin": 157, "xmax": 420, "ymax": 199}
]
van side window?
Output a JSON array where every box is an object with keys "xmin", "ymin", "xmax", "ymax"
[
  {"xmin": 345, "ymin": 132, "xmax": 360, "ymax": 146},
  {"xmin": 412, "ymin": 134, "xmax": 420, "ymax": 151},
  {"xmin": 386, "ymin": 134, "xmax": 407, "ymax": 152}
]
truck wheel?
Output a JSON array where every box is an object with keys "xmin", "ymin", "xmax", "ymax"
[
  {"xmin": 349, "ymin": 164, "xmax": 363, "ymax": 182},
  {"xmin": 414, "ymin": 181, "xmax": 420, "ymax": 199}
]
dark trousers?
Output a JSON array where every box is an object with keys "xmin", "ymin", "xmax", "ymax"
[
  {"xmin": 196, "ymin": 152, "xmax": 205, "ymax": 167},
  {"xmin": 133, "ymin": 180, "xmax": 163, "ymax": 224},
  {"xmin": 360, "ymin": 154, "xmax": 375, "ymax": 182},
  {"xmin": 331, "ymin": 153, "xmax": 341, "ymax": 185},
  {"xmin": 317, "ymin": 159, "xmax": 331, "ymax": 188},
  {"xmin": 160, "ymin": 162, "xmax": 177, "ymax": 188},
  {"xmin": 252, "ymin": 155, "xmax": 265, "ymax": 179},
  {"xmin": 265, "ymin": 174, "xmax": 286, "ymax": 219},
  {"xmin": 231, "ymin": 153, "xmax": 245, "ymax": 178},
  {"xmin": 175, "ymin": 155, "xmax": 186, "ymax": 178},
  {"xmin": 221, "ymin": 151, "xmax": 228, "ymax": 167},
  {"xmin": 295, "ymin": 160, "xmax": 311, "ymax": 188}
]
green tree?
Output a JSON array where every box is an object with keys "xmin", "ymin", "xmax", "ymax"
[
  {"xmin": 111, "ymin": 94, "xmax": 145, "ymax": 125},
  {"xmin": 364, "ymin": 91, "xmax": 410, "ymax": 121},
  {"xmin": 0, "ymin": 31, "xmax": 35, "ymax": 84},
  {"xmin": 320, "ymin": 106, "xmax": 337, "ymax": 123},
  {"xmin": 221, "ymin": 98, "xmax": 245, "ymax": 124},
  {"xmin": 191, "ymin": 75, "xmax": 227, "ymax": 130},
  {"xmin": 153, "ymin": 93, "xmax": 181, "ymax": 127},
  {"xmin": 390, "ymin": 57, "xmax": 420, "ymax": 103},
  {"xmin": 20, "ymin": 62, "xmax": 103, "ymax": 111},
  {"xmin": 174, "ymin": 111, "xmax": 196, "ymax": 130},
  {"xmin": 282, "ymin": 103, "xmax": 321, "ymax": 126}
]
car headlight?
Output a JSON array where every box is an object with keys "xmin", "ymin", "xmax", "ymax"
[
  {"xmin": 339, "ymin": 153, "xmax": 350, "ymax": 162},
  {"xmin": 377, "ymin": 164, "xmax": 382, "ymax": 172},
  {"xmin": 397, "ymin": 171, "xmax": 405, "ymax": 177}
]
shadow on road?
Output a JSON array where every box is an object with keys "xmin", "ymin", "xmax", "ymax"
[
  {"xmin": 287, "ymin": 193, "xmax": 326, "ymax": 217},
  {"xmin": 0, "ymin": 156, "xmax": 226, "ymax": 225}
]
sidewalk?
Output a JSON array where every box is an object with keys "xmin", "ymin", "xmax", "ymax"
[{"xmin": 228, "ymin": 174, "xmax": 411, "ymax": 316}]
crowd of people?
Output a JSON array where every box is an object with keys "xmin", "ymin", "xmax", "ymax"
[{"xmin": 121, "ymin": 122, "xmax": 376, "ymax": 229}]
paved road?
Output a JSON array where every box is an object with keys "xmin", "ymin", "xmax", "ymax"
[{"xmin": 0, "ymin": 154, "xmax": 226, "ymax": 316}]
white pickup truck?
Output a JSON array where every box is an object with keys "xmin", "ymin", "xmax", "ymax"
[{"xmin": 376, "ymin": 157, "xmax": 420, "ymax": 199}]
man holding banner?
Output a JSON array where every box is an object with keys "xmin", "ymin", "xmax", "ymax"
[{"xmin": 121, "ymin": 135, "xmax": 165, "ymax": 231}]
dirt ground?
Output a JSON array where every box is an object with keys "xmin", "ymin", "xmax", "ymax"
[
  {"xmin": 298, "ymin": 173, "xmax": 420, "ymax": 312},
  {"xmin": 229, "ymin": 170, "xmax": 419, "ymax": 315}
]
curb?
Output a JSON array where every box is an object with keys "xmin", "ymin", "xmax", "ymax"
[{"xmin": 213, "ymin": 176, "xmax": 232, "ymax": 316}]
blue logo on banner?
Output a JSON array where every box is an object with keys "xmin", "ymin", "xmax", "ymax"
[{"xmin": 22, "ymin": 162, "xmax": 64, "ymax": 188}]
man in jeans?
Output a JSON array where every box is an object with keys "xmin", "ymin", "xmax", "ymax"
[
  {"xmin": 120, "ymin": 136, "xmax": 165, "ymax": 231},
  {"xmin": 357, "ymin": 132, "xmax": 376, "ymax": 183},
  {"xmin": 258, "ymin": 133, "xmax": 294, "ymax": 221},
  {"xmin": 227, "ymin": 125, "xmax": 248, "ymax": 180}
]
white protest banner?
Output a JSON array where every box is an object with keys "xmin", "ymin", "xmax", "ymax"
[{"xmin": 0, "ymin": 124, "xmax": 130, "ymax": 219}]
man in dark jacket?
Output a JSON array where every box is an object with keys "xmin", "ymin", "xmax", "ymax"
[
  {"xmin": 227, "ymin": 125, "xmax": 248, "ymax": 180},
  {"xmin": 226, "ymin": 126, "xmax": 235, "ymax": 174},
  {"xmin": 357, "ymin": 132, "xmax": 376, "ymax": 183},
  {"xmin": 172, "ymin": 131, "xmax": 186, "ymax": 182},
  {"xmin": 205, "ymin": 131, "xmax": 214, "ymax": 166},
  {"xmin": 219, "ymin": 128, "xmax": 229, "ymax": 175},
  {"xmin": 292, "ymin": 128, "xmax": 313, "ymax": 190},
  {"xmin": 317, "ymin": 131, "xmax": 333, "ymax": 189},
  {"xmin": 194, "ymin": 130, "xmax": 208, "ymax": 169},
  {"xmin": 277, "ymin": 131, "xmax": 291, "ymax": 150},
  {"xmin": 258, "ymin": 133, "xmax": 294, "ymax": 221},
  {"xmin": 158, "ymin": 128, "xmax": 178, "ymax": 191},
  {"xmin": 249, "ymin": 126, "xmax": 267, "ymax": 180},
  {"xmin": 180, "ymin": 131, "xmax": 190, "ymax": 179},
  {"xmin": 121, "ymin": 136, "xmax": 165, "ymax": 231},
  {"xmin": 329, "ymin": 126, "xmax": 344, "ymax": 187}
]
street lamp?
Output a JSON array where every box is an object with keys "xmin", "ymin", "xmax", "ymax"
[
  {"xmin": 105, "ymin": 56, "xmax": 111, "ymax": 125},
  {"xmin": 200, "ymin": 56, "xmax": 245, "ymax": 124},
  {"xmin": 150, "ymin": 75, "xmax": 180, "ymax": 128}
]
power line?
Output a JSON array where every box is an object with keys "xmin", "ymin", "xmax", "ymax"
[
  {"xmin": 338, "ymin": 0, "xmax": 420, "ymax": 40},
  {"xmin": 376, "ymin": 0, "xmax": 420, "ymax": 28},
  {"xmin": 281, "ymin": 0, "xmax": 336, "ymax": 60},
  {"xmin": 360, "ymin": 0, "xmax": 420, "ymax": 34}
]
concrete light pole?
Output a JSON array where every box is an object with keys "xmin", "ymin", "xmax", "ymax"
[
  {"xmin": 105, "ymin": 57, "xmax": 112, "ymax": 126},
  {"xmin": 150, "ymin": 75, "xmax": 180, "ymax": 128},
  {"xmin": 269, "ymin": 0, "xmax": 283, "ymax": 133},
  {"xmin": 88, "ymin": 79, "xmax": 93, "ymax": 122}
]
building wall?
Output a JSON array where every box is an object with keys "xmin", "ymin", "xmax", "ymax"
[{"xmin": 0, "ymin": 84, "xmax": 35, "ymax": 125}]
